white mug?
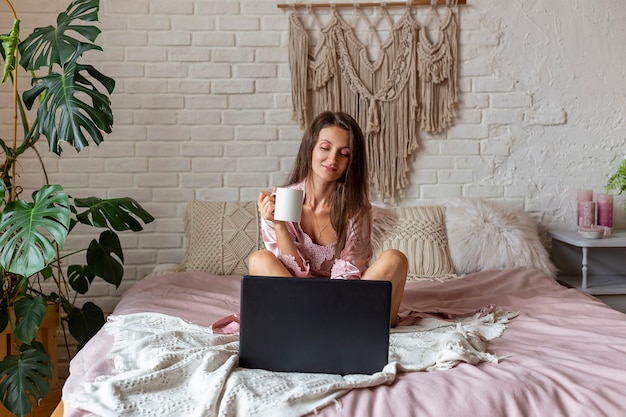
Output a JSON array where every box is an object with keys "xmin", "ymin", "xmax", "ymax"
[{"xmin": 274, "ymin": 187, "xmax": 303, "ymax": 222}]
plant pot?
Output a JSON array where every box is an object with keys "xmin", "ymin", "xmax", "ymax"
[{"xmin": 0, "ymin": 304, "xmax": 61, "ymax": 417}]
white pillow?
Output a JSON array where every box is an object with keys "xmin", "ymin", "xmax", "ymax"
[{"xmin": 444, "ymin": 198, "xmax": 557, "ymax": 277}]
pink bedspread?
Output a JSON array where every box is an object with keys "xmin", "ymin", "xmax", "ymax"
[{"xmin": 63, "ymin": 268, "xmax": 626, "ymax": 417}]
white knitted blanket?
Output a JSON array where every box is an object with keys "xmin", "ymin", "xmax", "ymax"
[{"xmin": 67, "ymin": 309, "xmax": 517, "ymax": 417}]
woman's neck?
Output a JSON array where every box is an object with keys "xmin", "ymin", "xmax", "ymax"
[{"xmin": 304, "ymin": 178, "xmax": 334, "ymax": 210}]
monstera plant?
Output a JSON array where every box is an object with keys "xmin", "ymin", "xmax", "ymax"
[{"xmin": 0, "ymin": 0, "xmax": 154, "ymax": 415}]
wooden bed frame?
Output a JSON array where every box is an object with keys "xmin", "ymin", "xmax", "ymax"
[{"xmin": 51, "ymin": 402, "xmax": 63, "ymax": 417}]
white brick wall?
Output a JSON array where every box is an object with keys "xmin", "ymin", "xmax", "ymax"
[{"xmin": 2, "ymin": 0, "xmax": 626, "ymax": 379}]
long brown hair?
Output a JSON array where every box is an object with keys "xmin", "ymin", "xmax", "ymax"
[{"xmin": 285, "ymin": 111, "xmax": 371, "ymax": 256}]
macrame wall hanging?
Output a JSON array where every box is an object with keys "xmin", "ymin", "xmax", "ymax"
[{"xmin": 279, "ymin": 0, "xmax": 463, "ymax": 201}]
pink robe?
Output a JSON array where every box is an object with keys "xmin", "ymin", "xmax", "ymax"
[{"xmin": 260, "ymin": 182, "xmax": 372, "ymax": 280}]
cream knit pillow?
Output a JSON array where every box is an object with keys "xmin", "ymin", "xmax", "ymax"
[
  {"xmin": 373, "ymin": 206, "xmax": 457, "ymax": 281},
  {"xmin": 184, "ymin": 200, "xmax": 264, "ymax": 275}
]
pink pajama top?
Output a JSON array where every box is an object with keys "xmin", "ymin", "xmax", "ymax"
[{"xmin": 260, "ymin": 182, "xmax": 373, "ymax": 280}]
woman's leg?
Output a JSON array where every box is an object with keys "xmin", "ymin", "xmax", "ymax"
[
  {"xmin": 247, "ymin": 249, "xmax": 292, "ymax": 277},
  {"xmin": 361, "ymin": 249, "xmax": 408, "ymax": 327}
]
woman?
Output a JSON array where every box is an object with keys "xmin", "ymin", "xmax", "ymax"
[{"xmin": 247, "ymin": 111, "xmax": 408, "ymax": 326}]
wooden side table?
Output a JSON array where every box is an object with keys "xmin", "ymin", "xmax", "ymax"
[{"xmin": 549, "ymin": 230, "xmax": 626, "ymax": 294}]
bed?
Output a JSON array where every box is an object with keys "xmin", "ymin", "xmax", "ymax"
[{"xmin": 56, "ymin": 198, "xmax": 626, "ymax": 417}]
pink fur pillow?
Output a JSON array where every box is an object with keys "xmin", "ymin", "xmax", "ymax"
[{"xmin": 444, "ymin": 198, "xmax": 556, "ymax": 277}]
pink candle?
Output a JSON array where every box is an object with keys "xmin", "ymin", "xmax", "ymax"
[
  {"xmin": 577, "ymin": 189, "xmax": 593, "ymax": 226},
  {"xmin": 597, "ymin": 193, "xmax": 613, "ymax": 234},
  {"xmin": 579, "ymin": 201, "xmax": 596, "ymax": 228}
]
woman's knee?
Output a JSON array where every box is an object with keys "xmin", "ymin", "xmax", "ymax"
[
  {"xmin": 364, "ymin": 249, "xmax": 408, "ymax": 282},
  {"xmin": 247, "ymin": 249, "xmax": 275, "ymax": 271},
  {"xmin": 380, "ymin": 249, "xmax": 408, "ymax": 271}
]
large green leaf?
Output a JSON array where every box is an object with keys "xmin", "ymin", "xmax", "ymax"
[
  {"xmin": 13, "ymin": 296, "xmax": 48, "ymax": 345},
  {"xmin": 74, "ymin": 197, "xmax": 154, "ymax": 231},
  {"xmin": 0, "ymin": 19, "xmax": 20, "ymax": 84},
  {"xmin": 0, "ymin": 342, "xmax": 52, "ymax": 417},
  {"xmin": 21, "ymin": 50, "xmax": 115, "ymax": 155},
  {"xmin": 66, "ymin": 302, "xmax": 105, "ymax": 350},
  {"xmin": 18, "ymin": 0, "xmax": 114, "ymax": 156},
  {"xmin": 18, "ymin": 0, "xmax": 101, "ymax": 70},
  {"xmin": 86, "ymin": 231, "xmax": 123, "ymax": 287},
  {"xmin": 67, "ymin": 265, "xmax": 95, "ymax": 295},
  {"xmin": 0, "ymin": 184, "xmax": 71, "ymax": 278}
]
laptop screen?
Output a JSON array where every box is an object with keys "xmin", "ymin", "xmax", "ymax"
[{"xmin": 238, "ymin": 276, "xmax": 391, "ymax": 375}]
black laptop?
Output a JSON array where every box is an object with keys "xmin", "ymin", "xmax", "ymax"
[{"xmin": 238, "ymin": 275, "xmax": 391, "ymax": 375}]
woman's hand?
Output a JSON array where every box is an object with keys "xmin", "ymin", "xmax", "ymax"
[
  {"xmin": 258, "ymin": 187, "xmax": 302, "ymax": 270},
  {"xmin": 258, "ymin": 189, "xmax": 277, "ymax": 222}
]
